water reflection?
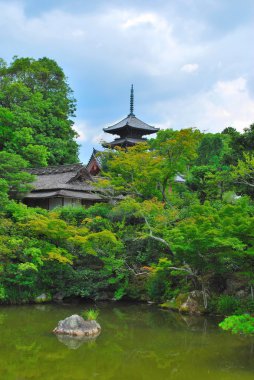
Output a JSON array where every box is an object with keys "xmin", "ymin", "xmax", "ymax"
[{"xmin": 56, "ymin": 333, "xmax": 100, "ymax": 349}]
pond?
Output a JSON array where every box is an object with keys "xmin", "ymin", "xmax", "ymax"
[{"xmin": 0, "ymin": 302, "xmax": 254, "ymax": 380}]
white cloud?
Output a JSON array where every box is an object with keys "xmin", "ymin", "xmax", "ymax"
[
  {"xmin": 154, "ymin": 77, "xmax": 254, "ymax": 132},
  {"xmin": 0, "ymin": 3, "xmax": 203, "ymax": 78},
  {"xmin": 214, "ymin": 77, "xmax": 246, "ymax": 95},
  {"xmin": 73, "ymin": 121, "xmax": 89, "ymax": 142},
  {"xmin": 0, "ymin": 0, "xmax": 253, "ymax": 163},
  {"xmin": 201, "ymin": 77, "xmax": 254, "ymax": 130},
  {"xmin": 181, "ymin": 63, "xmax": 199, "ymax": 73},
  {"xmin": 121, "ymin": 12, "xmax": 161, "ymax": 29},
  {"xmin": 73, "ymin": 120, "xmax": 112, "ymax": 145}
]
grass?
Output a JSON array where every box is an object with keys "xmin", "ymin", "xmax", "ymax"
[{"xmin": 82, "ymin": 308, "xmax": 99, "ymax": 321}]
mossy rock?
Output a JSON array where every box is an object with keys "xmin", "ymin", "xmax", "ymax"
[
  {"xmin": 175, "ymin": 293, "xmax": 189, "ymax": 308},
  {"xmin": 34, "ymin": 293, "xmax": 52, "ymax": 303},
  {"xmin": 176, "ymin": 291, "xmax": 206, "ymax": 315},
  {"xmin": 159, "ymin": 300, "xmax": 178, "ymax": 311}
]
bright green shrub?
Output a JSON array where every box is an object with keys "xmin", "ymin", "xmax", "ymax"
[
  {"xmin": 56, "ymin": 206, "xmax": 89, "ymax": 225},
  {"xmin": 219, "ymin": 314, "xmax": 254, "ymax": 335},
  {"xmin": 82, "ymin": 309, "xmax": 99, "ymax": 321}
]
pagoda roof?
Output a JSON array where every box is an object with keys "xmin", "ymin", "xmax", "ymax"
[
  {"xmin": 103, "ymin": 114, "xmax": 159, "ymax": 135},
  {"xmin": 103, "ymin": 137, "xmax": 147, "ymax": 148}
]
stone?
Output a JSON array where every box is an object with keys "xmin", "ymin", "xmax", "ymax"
[
  {"xmin": 159, "ymin": 300, "xmax": 178, "ymax": 311},
  {"xmin": 177, "ymin": 291, "xmax": 206, "ymax": 315},
  {"xmin": 225, "ymin": 277, "xmax": 246, "ymax": 294},
  {"xmin": 179, "ymin": 296, "xmax": 200, "ymax": 315},
  {"xmin": 53, "ymin": 314, "xmax": 101, "ymax": 337},
  {"xmin": 235, "ymin": 289, "xmax": 247, "ymax": 298},
  {"xmin": 53, "ymin": 292, "xmax": 64, "ymax": 302},
  {"xmin": 34, "ymin": 293, "xmax": 52, "ymax": 303}
]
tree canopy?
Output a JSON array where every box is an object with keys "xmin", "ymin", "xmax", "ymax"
[{"xmin": 0, "ymin": 56, "xmax": 79, "ymax": 166}]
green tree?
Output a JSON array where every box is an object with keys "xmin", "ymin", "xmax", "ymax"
[
  {"xmin": 188, "ymin": 165, "xmax": 232, "ymax": 203},
  {"xmin": 150, "ymin": 128, "xmax": 202, "ymax": 202},
  {"xmin": 0, "ymin": 179, "xmax": 9, "ymax": 210},
  {"xmin": 232, "ymin": 153, "xmax": 254, "ymax": 190},
  {"xmin": 100, "ymin": 143, "xmax": 163, "ymax": 200},
  {"xmin": 0, "ymin": 151, "xmax": 34, "ymax": 199},
  {"xmin": 0, "ymin": 56, "xmax": 79, "ymax": 166},
  {"xmin": 195, "ymin": 133, "xmax": 230, "ymax": 166}
]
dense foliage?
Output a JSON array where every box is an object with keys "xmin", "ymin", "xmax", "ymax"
[
  {"xmin": 0, "ymin": 56, "xmax": 79, "ymax": 166},
  {"xmin": 1, "ymin": 57, "xmax": 254, "ymax": 323},
  {"xmin": 219, "ymin": 314, "xmax": 254, "ymax": 335}
]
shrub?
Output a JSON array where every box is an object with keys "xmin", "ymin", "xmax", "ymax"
[
  {"xmin": 219, "ymin": 314, "xmax": 254, "ymax": 335},
  {"xmin": 217, "ymin": 295, "xmax": 240, "ymax": 315},
  {"xmin": 0, "ymin": 285, "xmax": 6, "ymax": 302},
  {"xmin": 56, "ymin": 206, "xmax": 88, "ymax": 225},
  {"xmin": 147, "ymin": 272, "xmax": 172, "ymax": 302},
  {"xmin": 235, "ymin": 298, "xmax": 254, "ymax": 315},
  {"xmin": 82, "ymin": 308, "xmax": 99, "ymax": 321}
]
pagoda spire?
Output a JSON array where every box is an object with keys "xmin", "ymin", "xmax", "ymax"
[
  {"xmin": 103, "ymin": 84, "xmax": 159, "ymax": 148},
  {"xmin": 129, "ymin": 84, "xmax": 134, "ymax": 116}
]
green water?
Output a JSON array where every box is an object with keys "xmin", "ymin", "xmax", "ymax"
[{"xmin": 0, "ymin": 303, "xmax": 254, "ymax": 380}]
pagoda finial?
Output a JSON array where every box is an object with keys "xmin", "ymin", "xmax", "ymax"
[{"xmin": 129, "ymin": 84, "xmax": 134, "ymax": 116}]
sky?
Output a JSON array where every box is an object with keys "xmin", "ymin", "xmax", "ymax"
[{"xmin": 0, "ymin": 0, "xmax": 254, "ymax": 163}]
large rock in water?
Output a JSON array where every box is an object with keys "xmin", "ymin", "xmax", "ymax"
[
  {"xmin": 177, "ymin": 291, "xmax": 206, "ymax": 315},
  {"xmin": 53, "ymin": 314, "xmax": 101, "ymax": 337}
]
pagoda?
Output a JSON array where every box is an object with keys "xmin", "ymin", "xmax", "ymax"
[{"xmin": 103, "ymin": 85, "xmax": 159, "ymax": 148}]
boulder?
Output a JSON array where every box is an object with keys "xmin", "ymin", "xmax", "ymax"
[
  {"xmin": 177, "ymin": 291, "xmax": 206, "ymax": 315},
  {"xmin": 159, "ymin": 300, "xmax": 178, "ymax": 311},
  {"xmin": 53, "ymin": 292, "xmax": 65, "ymax": 302},
  {"xmin": 53, "ymin": 314, "xmax": 101, "ymax": 337},
  {"xmin": 224, "ymin": 276, "xmax": 247, "ymax": 295},
  {"xmin": 236, "ymin": 289, "xmax": 247, "ymax": 298},
  {"xmin": 34, "ymin": 293, "xmax": 52, "ymax": 303}
]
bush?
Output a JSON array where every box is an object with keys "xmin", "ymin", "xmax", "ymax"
[
  {"xmin": 219, "ymin": 314, "xmax": 254, "ymax": 335},
  {"xmin": 147, "ymin": 272, "xmax": 172, "ymax": 302},
  {"xmin": 235, "ymin": 298, "xmax": 254, "ymax": 315},
  {"xmin": 217, "ymin": 295, "xmax": 240, "ymax": 315},
  {"xmin": 82, "ymin": 309, "xmax": 99, "ymax": 321},
  {"xmin": 0, "ymin": 285, "xmax": 6, "ymax": 302},
  {"xmin": 56, "ymin": 203, "xmax": 113, "ymax": 226},
  {"xmin": 56, "ymin": 206, "xmax": 88, "ymax": 225}
]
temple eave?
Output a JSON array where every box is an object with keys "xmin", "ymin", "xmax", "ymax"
[
  {"xmin": 103, "ymin": 127, "xmax": 159, "ymax": 136},
  {"xmin": 102, "ymin": 137, "xmax": 147, "ymax": 148},
  {"xmin": 103, "ymin": 114, "xmax": 159, "ymax": 135}
]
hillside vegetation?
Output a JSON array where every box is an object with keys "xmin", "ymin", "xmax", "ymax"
[{"xmin": 1, "ymin": 58, "xmax": 254, "ymax": 326}]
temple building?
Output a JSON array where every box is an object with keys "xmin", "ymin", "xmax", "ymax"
[
  {"xmin": 103, "ymin": 85, "xmax": 159, "ymax": 148},
  {"xmin": 23, "ymin": 164, "xmax": 106, "ymax": 210},
  {"xmin": 86, "ymin": 148, "xmax": 102, "ymax": 176},
  {"xmin": 23, "ymin": 86, "xmax": 182, "ymax": 209}
]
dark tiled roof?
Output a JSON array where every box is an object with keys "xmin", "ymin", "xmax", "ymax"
[
  {"xmin": 103, "ymin": 137, "xmax": 147, "ymax": 147},
  {"xmin": 24, "ymin": 164, "xmax": 104, "ymax": 199},
  {"xmin": 103, "ymin": 115, "xmax": 159, "ymax": 134},
  {"xmin": 25, "ymin": 190, "xmax": 104, "ymax": 201},
  {"xmin": 28, "ymin": 164, "xmax": 84, "ymax": 175}
]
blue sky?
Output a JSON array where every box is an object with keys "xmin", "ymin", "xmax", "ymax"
[{"xmin": 0, "ymin": 0, "xmax": 253, "ymax": 163}]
